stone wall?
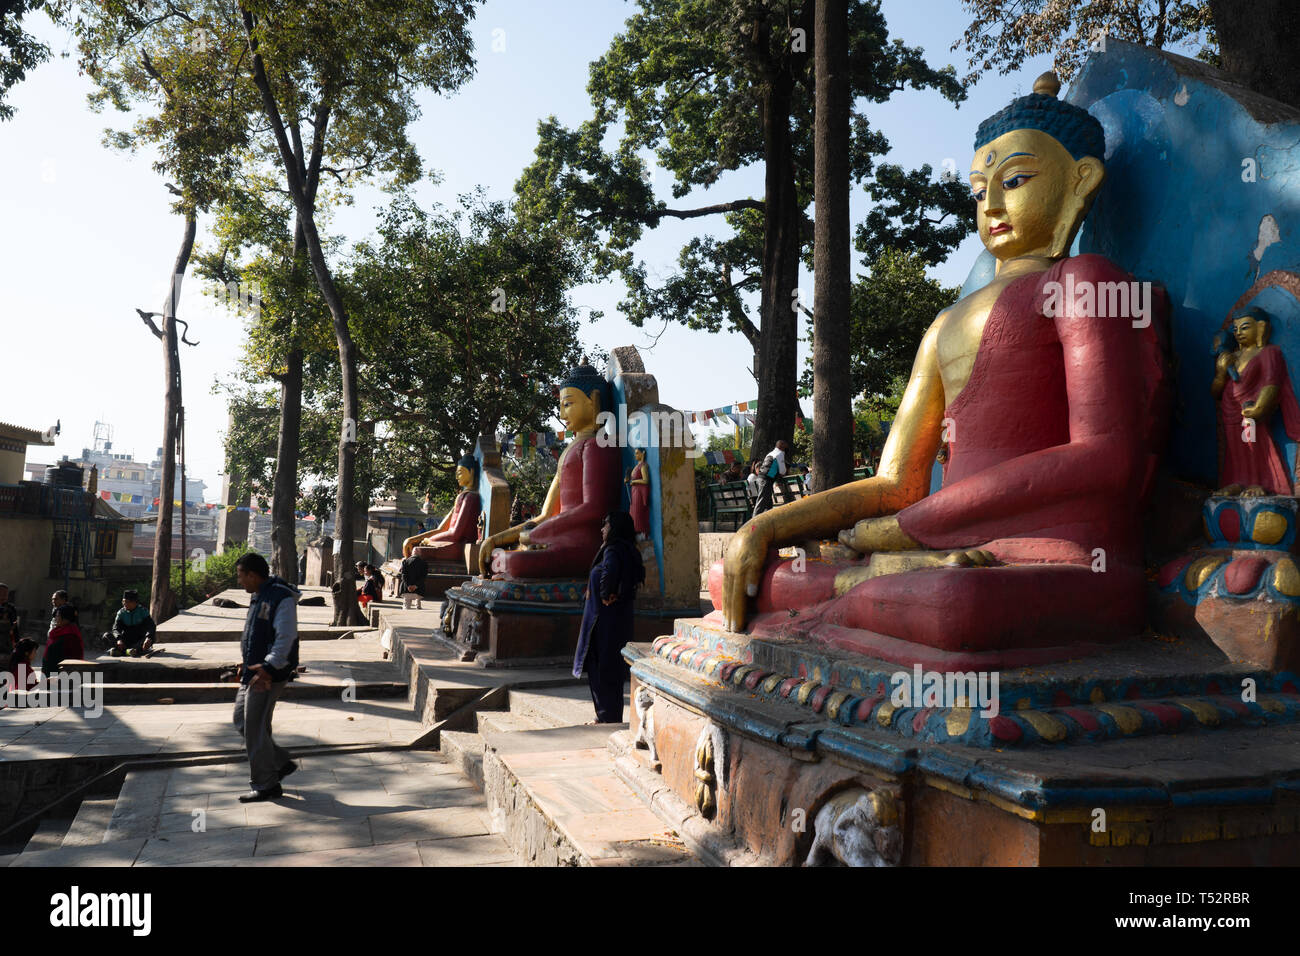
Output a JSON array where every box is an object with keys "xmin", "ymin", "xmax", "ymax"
[{"xmin": 698, "ymin": 532, "xmax": 734, "ymax": 592}]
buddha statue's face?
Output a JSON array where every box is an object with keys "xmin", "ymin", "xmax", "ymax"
[
  {"xmin": 969, "ymin": 128, "xmax": 1104, "ymax": 262},
  {"xmin": 455, "ymin": 465, "xmax": 472, "ymax": 489},
  {"xmin": 1233, "ymin": 315, "xmax": 1268, "ymax": 348},
  {"xmin": 558, "ymin": 386, "xmax": 599, "ymax": 433}
]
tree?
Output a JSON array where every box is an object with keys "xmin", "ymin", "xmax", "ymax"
[
  {"xmin": 955, "ymin": 0, "xmax": 1300, "ymax": 119},
  {"xmin": 1207, "ymin": 0, "xmax": 1300, "ymax": 110},
  {"xmin": 72, "ymin": 2, "xmax": 252, "ymax": 620},
  {"xmin": 827, "ymin": 247, "xmax": 961, "ymax": 403},
  {"xmin": 0, "ymin": 0, "xmax": 52, "ymax": 121},
  {"xmin": 812, "ymin": 0, "xmax": 851, "ymax": 493},
  {"xmin": 516, "ymin": 0, "xmax": 965, "ymax": 460},
  {"xmin": 346, "ymin": 191, "xmax": 586, "ymax": 496},
  {"xmin": 954, "ymin": 0, "xmax": 1214, "ymax": 86}
]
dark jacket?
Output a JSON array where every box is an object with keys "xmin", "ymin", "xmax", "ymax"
[
  {"xmin": 573, "ymin": 539, "xmax": 644, "ymax": 678},
  {"xmin": 112, "ymin": 606, "xmax": 156, "ymax": 646},
  {"xmin": 0, "ymin": 602, "xmax": 18, "ymax": 648},
  {"xmin": 399, "ymin": 554, "xmax": 428, "ymax": 593},
  {"xmin": 240, "ymin": 576, "xmax": 300, "ymax": 684}
]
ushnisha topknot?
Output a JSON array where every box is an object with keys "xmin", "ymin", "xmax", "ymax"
[
  {"xmin": 974, "ymin": 71, "xmax": 1106, "ymax": 161},
  {"xmin": 559, "ymin": 363, "xmax": 611, "ymax": 411}
]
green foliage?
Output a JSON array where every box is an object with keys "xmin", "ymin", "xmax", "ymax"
[
  {"xmin": 954, "ymin": 0, "xmax": 1215, "ymax": 85},
  {"xmin": 171, "ymin": 545, "xmax": 247, "ymax": 608},
  {"xmin": 801, "ymin": 247, "xmax": 961, "ymax": 404},
  {"xmin": 0, "ymin": 0, "xmax": 52, "ymax": 122},
  {"xmin": 504, "ymin": 452, "xmax": 558, "ymax": 520},
  {"xmin": 515, "ymin": 0, "xmax": 971, "ymax": 366},
  {"xmin": 347, "ymin": 190, "xmax": 586, "ymax": 501}
]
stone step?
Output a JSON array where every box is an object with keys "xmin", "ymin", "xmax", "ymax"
[
  {"xmin": 438, "ymin": 730, "xmax": 487, "ymax": 791},
  {"xmin": 22, "ymin": 816, "xmax": 75, "ymax": 854},
  {"xmin": 475, "ymin": 710, "xmax": 549, "ymax": 736},
  {"xmin": 481, "ymin": 724, "xmax": 697, "ymax": 867},
  {"xmin": 83, "ymin": 681, "xmax": 408, "ymax": 706},
  {"xmin": 62, "ymin": 797, "xmax": 117, "ymax": 847},
  {"xmin": 8, "ymin": 837, "xmax": 146, "ymax": 867},
  {"xmin": 508, "ymin": 686, "xmax": 603, "ymax": 728},
  {"xmin": 104, "ymin": 769, "xmax": 172, "ymax": 840}
]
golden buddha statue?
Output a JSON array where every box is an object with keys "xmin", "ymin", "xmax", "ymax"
[
  {"xmin": 716, "ymin": 72, "xmax": 1169, "ymax": 663},
  {"xmin": 477, "ymin": 365, "xmax": 621, "ymax": 579},
  {"xmin": 402, "ymin": 455, "xmax": 481, "ymax": 560},
  {"xmin": 1211, "ymin": 306, "xmax": 1300, "ymax": 497}
]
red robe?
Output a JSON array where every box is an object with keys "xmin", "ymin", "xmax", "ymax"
[
  {"xmin": 710, "ymin": 255, "xmax": 1170, "ymax": 667},
  {"xmin": 1217, "ymin": 344, "xmax": 1300, "ymax": 495},
  {"xmin": 628, "ymin": 460, "xmax": 650, "ymax": 536},
  {"xmin": 416, "ymin": 490, "xmax": 481, "ymax": 562},
  {"xmin": 494, "ymin": 437, "xmax": 621, "ymax": 579}
]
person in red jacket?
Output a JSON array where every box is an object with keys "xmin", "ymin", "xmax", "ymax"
[{"xmin": 44, "ymin": 605, "xmax": 84, "ymax": 673}]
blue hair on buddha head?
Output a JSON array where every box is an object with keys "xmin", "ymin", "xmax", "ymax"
[
  {"xmin": 974, "ymin": 72, "xmax": 1106, "ymax": 161},
  {"xmin": 559, "ymin": 363, "xmax": 612, "ymax": 413},
  {"xmin": 1231, "ymin": 305, "xmax": 1271, "ymax": 325},
  {"xmin": 457, "ymin": 453, "xmax": 479, "ymax": 485}
]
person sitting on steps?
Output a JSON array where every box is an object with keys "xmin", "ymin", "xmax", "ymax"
[{"xmin": 106, "ymin": 589, "xmax": 156, "ymax": 657}]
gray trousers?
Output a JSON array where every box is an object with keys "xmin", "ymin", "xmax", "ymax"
[{"xmin": 233, "ymin": 680, "xmax": 291, "ymax": 791}]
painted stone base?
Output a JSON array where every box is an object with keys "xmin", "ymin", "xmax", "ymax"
[
  {"xmin": 440, "ymin": 577, "xmax": 696, "ymax": 668},
  {"xmin": 621, "ymin": 622, "xmax": 1300, "ymax": 866}
]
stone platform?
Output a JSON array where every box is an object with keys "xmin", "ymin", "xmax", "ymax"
[
  {"xmin": 155, "ymin": 587, "xmax": 355, "ymax": 642},
  {"xmin": 440, "ymin": 576, "xmax": 699, "ymax": 668},
  {"xmin": 620, "ymin": 619, "xmax": 1300, "ymax": 865}
]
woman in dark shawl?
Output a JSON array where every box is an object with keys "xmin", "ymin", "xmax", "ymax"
[{"xmin": 574, "ymin": 511, "xmax": 645, "ymax": 723}]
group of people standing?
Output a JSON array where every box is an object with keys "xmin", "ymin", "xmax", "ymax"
[{"xmin": 715, "ymin": 441, "xmax": 797, "ymax": 519}]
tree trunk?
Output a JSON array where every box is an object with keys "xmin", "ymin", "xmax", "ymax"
[
  {"xmin": 1210, "ymin": 0, "xmax": 1300, "ymax": 111},
  {"xmin": 270, "ymin": 346, "xmax": 302, "ymax": 582},
  {"xmin": 751, "ymin": 73, "xmax": 800, "ymax": 460},
  {"xmin": 242, "ymin": 8, "xmax": 362, "ymax": 626},
  {"xmin": 149, "ymin": 210, "xmax": 196, "ymax": 624},
  {"xmin": 811, "ymin": 0, "xmax": 853, "ymax": 493}
]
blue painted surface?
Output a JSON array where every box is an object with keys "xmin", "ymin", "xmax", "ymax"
[
  {"xmin": 952, "ymin": 43, "xmax": 1300, "ymax": 490},
  {"xmin": 1069, "ymin": 41, "xmax": 1300, "ymax": 486}
]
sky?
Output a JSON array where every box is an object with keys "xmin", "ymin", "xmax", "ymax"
[{"xmin": 0, "ymin": 0, "xmax": 1062, "ymax": 501}]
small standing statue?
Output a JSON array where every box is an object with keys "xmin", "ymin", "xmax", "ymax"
[
  {"xmin": 402, "ymin": 454, "xmax": 482, "ymax": 559},
  {"xmin": 627, "ymin": 446, "xmax": 650, "ymax": 539},
  {"xmin": 1211, "ymin": 306, "xmax": 1300, "ymax": 497}
]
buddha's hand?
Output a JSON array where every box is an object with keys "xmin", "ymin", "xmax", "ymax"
[
  {"xmin": 477, "ymin": 537, "xmax": 502, "ymax": 576},
  {"xmin": 838, "ymin": 514, "xmax": 918, "ymax": 554},
  {"xmin": 1242, "ymin": 485, "xmax": 1268, "ymax": 498},
  {"xmin": 722, "ymin": 518, "xmax": 775, "ymax": 632},
  {"xmin": 1215, "ymin": 350, "xmax": 1234, "ymax": 373}
]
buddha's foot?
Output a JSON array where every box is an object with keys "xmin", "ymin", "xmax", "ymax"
[{"xmin": 943, "ymin": 549, "xmax": 998, "ymax": 568}]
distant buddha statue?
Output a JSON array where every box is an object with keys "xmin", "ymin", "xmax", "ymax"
[
  {"xmin": 402, "ymin": 454, "xmax": 481, "ymax": 560},
  {"xmin": 715, "ymin": 72, "xmax": 1170, "ymax": 661},
  {"xmin": 1211, "ymin": 306, "xmax": 1300, "ymax": 497},
  {"xmin": 478, "ymin": 365, "xmax": 621, "ymax": 579},
  {"xmin": 627, "ymin": 446, "xmax": 650, "ymax": 538}
]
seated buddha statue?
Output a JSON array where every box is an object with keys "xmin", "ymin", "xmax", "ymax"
[
  {"xmin": 717, "ymin": 73, "xmax": 1170, "ymax": 661},
  {"xmin": 401, "ymin": 454, "xmax": 482, "ymax": 560},
  {"xmin": 1211, "ymin": 306, "xmax": 1300, "ymax": 497},
  {"xmin": 477, "ymin": 365, "xmax": 621, "ymax": 579}
]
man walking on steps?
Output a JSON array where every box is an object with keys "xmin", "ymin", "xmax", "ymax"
[{"xmin": 233, "ymin": 552, "xmax": 300, "ymax": 803}]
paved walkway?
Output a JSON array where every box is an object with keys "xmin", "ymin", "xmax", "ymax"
[
  {"xmin": 9, "ymin": 751, "xmax": 518, "ymax": 867},
  {"xmin": 0, "ymin": 697, "xmax": 422, "ymax": 761}
]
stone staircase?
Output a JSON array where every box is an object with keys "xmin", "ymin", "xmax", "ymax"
[
  {"xmin": 0, "ymin": 751, "xmax": 517, "ymax": 867},
  {"xmin": 438, "ymin": 685, "xmax": 700, "ymax": 867}
]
